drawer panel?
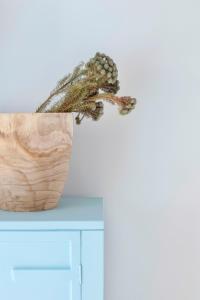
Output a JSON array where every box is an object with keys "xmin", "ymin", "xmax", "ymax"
[
  {"xmin": 0, "ymin": 231, "xmax": 81, "ymax": 300},
  {"xmin": 0, "ymin": 231, "xmax": 80, "ymax": 267}
]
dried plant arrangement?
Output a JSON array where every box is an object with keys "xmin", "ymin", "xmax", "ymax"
[
  {"xmin": 36, "ymin": 52, "xmax": 136, "ymax": 124},
  {"xmin": 0, "ymin": 53, "xmax": 137, "ymax": 212}
]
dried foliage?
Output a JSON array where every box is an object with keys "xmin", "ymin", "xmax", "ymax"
[{"xmin": 36, "ymin": 53, "xmax": 136, "ymax": 124}]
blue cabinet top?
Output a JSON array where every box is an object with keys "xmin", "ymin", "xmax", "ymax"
[{"xmin": 0, "ymin": 197, "xmax": 104, "ymax": 230}]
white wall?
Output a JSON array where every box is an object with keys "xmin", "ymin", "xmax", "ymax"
[{"xmin": 1, "ymin": 0, "xmax": 200, "ymax": 299}]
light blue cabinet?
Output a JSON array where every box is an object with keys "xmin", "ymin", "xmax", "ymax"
[{"xmin": 0, "ymin": 197, "xmax": 104, "ymax": 300}]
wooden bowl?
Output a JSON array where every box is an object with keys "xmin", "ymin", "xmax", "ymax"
[{"xmin": 0, "ymin": 113, "xmax": 73, "ymax": 212}]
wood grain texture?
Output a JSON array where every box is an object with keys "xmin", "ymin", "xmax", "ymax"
[{"xmin": 0, "ymin": 113, "xmax": 73, "ymax": 212}]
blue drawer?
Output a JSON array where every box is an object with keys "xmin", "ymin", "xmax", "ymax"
[{"xmin": 0, "ymin": 231, "xmax": 81, "ymax": 300}]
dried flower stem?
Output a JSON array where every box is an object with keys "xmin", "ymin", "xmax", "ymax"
[{"xmin": 88, "ymin": 93, "xmax": 131, "ymax": 106}]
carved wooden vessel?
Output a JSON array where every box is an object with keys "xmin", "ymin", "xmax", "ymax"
[{"xmin": 0, "ymin": 113, "xmax": 73, "ymax": 212}]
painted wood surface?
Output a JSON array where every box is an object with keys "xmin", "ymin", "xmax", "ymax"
[
  {"xmin": 0, "ymin": 113, "xmax": 73, "ymax": 212},
  {"xmin": 82, "ymin": 231, "xmax": 104, "ymax": 300},
  {"xmin": 0, "ymin": 196, "xmax": 104, "ymax": 230},
  {"xmin": 0, "ymin": 231, "xmax": 81, "ymax": 300}
]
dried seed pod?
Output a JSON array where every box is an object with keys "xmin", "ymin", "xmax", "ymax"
[
  {"xmin": 97, "ymin": 65, "xmax": 102, "ymax": 71},
  {"xmin": 85, "ymin": 52, "xmax": 120, "ymax": 89},
  {"xmin": 130, "ymin": 98, "xmax": 137, "ymax": 105},
  {"xmin": 119, "ymin": 108, "xmax": 129, "ymax": 115},
  {"xmin": 108, "ymin": 59, "xmax": 114, "ymax": 66},
  {"xmin": 75, "ymin": 115, "xmax": 82, "ymax": 124},
  {"xmin": 101, "ymin": 69, "xmax": 106, "ymax": 75}
]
